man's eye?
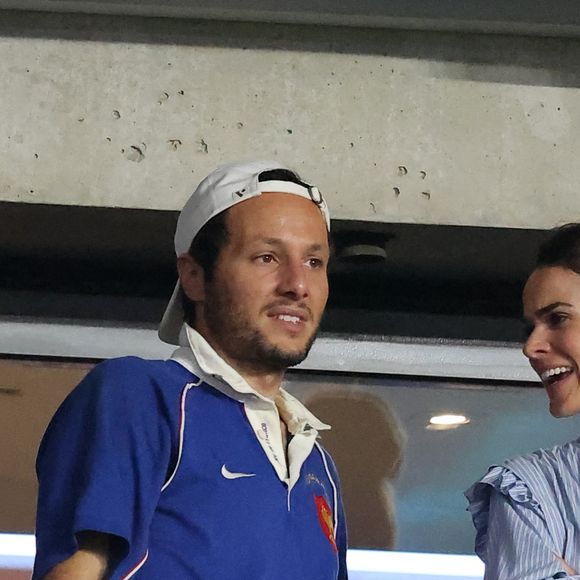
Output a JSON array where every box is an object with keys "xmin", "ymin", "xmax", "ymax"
[
  {"xmin": 258, "ymin": 254, "xmax": 274, "ymax": 264},
  {"xmin": 307, "ymin": 258, "xmax": 324, "ymax": 268}
]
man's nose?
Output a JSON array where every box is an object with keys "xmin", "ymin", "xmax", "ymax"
[{"xmin": 278, "ymin": 261, "xmax": 308, "ymax": 299}]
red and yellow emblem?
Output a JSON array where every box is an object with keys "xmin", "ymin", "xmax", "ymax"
[{"xmin": 313, "ymin": 495, "xmax": 337, "ymax": 553}]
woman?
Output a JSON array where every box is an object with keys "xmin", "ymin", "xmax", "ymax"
[{"xmin": 466, "ymin": 223, "xmax": 580, "ymax": 580}]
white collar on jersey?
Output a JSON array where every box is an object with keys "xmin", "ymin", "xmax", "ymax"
[{"xmin": 170, "ymin": 324, "xmax": 330, "ymax": 435}]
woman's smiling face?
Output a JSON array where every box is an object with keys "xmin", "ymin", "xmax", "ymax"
[{"xmin": 523, "ymin": 265, "xmax": 580, "ymax": 417}]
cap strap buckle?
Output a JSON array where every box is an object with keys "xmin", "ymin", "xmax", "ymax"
[{"xmin": 307, "ymin": 185, "xmax": 324, "ymax": 206}]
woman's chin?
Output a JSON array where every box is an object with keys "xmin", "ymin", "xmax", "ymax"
[
  {"xmin": 549, "ymin": 406, "xmax": 567, "ymax": 418},
  {"xmin": 549, "ymin": 399, "xmax": 580, "ymax": 418}
]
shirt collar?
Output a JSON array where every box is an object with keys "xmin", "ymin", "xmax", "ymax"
[{"xmin": 170, "ymin": 324, "xmax": 330, "ymax": 434}]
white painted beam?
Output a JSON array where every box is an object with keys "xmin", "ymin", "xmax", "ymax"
[{"xmin": 0, "ymin": 318, "xmax": 536, "ymax": 382}]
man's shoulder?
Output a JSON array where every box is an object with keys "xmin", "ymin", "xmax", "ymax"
[
  {"xmin": 94, "ymin": 355, "xmax": 187, "ymax": 377},
  {"xmin": 75, "ymin": 356, "xmax": 198, "ymax": 401},
  {"xmin": 311, "ymin": 440, "xmax": 341, "ymax": 478},
  {"xmin": 45, "ymin": 357, "xmax": 201, "ymax": 439}
]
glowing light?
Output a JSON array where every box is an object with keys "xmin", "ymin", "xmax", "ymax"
[
  {"xmin": 427, "ymin": 414, "xmax": 470, "ymax": 430},
  {"xmin": 347, "ymin": 549, "xmax": 484, "ymax": 577},
  {"xmin": 0, "ymin": 533, "xmax": 35, "ymax": 569},
  {"xmin": 0, "ymin": 534, "xmax": 35, "ymax": 557}
]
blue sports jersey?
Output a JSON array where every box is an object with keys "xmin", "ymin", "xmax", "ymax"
[{"xmin": 34, "ymin": 355, "xmax": 348, "ymax": 579}]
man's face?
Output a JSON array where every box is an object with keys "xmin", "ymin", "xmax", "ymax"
[{"xmin": 196, "ymin": 192, "xmax": 330, "ymax": 373}]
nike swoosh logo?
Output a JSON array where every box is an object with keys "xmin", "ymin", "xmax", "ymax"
[{"xmin": 221, "ymin": 464, "xmax": 256, "ymax": 480}]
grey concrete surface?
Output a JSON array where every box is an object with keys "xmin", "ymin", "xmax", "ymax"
[{"xmin": 1, "ymin": 10, "xmax": 580, "ymax": 227}]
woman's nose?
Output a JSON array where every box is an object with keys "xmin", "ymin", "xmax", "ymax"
[{"xmin": 523, "ymin": 326, "xmax": 550, "ymax": 360}]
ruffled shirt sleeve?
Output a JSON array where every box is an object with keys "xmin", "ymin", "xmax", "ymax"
[{"xmin": 465, "ymin": 463, "xmax": 580, "ymax": 580}]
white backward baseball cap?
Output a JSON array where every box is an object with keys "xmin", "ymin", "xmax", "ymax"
[{"xmin": 158, "ymin": 160, "xmax": 331, "ymax": 345}]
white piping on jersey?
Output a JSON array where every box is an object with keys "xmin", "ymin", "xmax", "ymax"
[
  {"xmin": 122, "ymin": 549, "xmax": 149, "ymax": 579},
  {"xmin": 161, "ymin": 379, "xmax": 202, "ymax": 492},
  {"xmin": 315, "ymin": 441, "xmax": 338, "ymax": 539},
  {"xmin": 169, "ymin": 326, "xmax": 330, "ymax": 485}
]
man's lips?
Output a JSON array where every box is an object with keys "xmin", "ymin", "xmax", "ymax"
[
  {"xmin": 268, "ymin": 313, "xmax": 307, "ymax": 329},
  {"xmin": 266, "ymin": 305, "xmax": 311, "ymax": 323},
  {"xmin": 274, "ymin": 313, "xmax": 303, "ymax": 324}
]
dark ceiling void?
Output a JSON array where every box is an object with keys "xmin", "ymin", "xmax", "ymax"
[
  {"xmin": 2, "ymin": 1, "xmax": 580, "ymax": 38},
  {"xmin": 0, "ymin": 201, "xmax": 548, "ymax": 342}
]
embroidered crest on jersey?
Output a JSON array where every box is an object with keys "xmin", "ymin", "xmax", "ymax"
[
  {"xmin": 313, "ymin": 494, "xmax": 337, "ymax": 553},
  {"xmin": 306, "ymin": 473, "xmax": 326, "ymax": 491}
]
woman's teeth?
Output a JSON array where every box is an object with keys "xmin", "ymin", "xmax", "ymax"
[{"xmin": 540, "ymin": 366, "xmax": 573, "ymax": 382}]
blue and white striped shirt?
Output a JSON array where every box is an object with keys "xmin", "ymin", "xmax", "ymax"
[{"xmin": 465, "ymin": 438, "xmax": 580, "ymax": 580}]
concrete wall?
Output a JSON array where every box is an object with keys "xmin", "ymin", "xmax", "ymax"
[{"xmin": 1, "ymin": 10, "xmax": 580, "ymax": 228}]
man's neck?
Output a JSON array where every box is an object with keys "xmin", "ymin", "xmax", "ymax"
[
  {"xmin": 223, "ymin": 360, "xmax": 284, "ymax": 400},
  {"xmin": 189, "ymin": 325, "xmax": 286, "ymax": 399}
]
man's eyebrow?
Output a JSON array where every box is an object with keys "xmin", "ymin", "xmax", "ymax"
[
  {"xmin": 257, "ymin": 238, "xmax": 327, "ymax": 253},
  {"xmin": 258, "ymin": 237, "xmax": 283, "ymax": 246},
  {"xmin": 305, "ymin": 243, "xmax": 326, "ymax": 253},
  {"xmin": 535, "ymin": 301, "xmax": 573, "ymax": 317}
]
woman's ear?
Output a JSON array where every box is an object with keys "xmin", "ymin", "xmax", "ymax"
[{"xmin": 177, "ymin": 253, "xmax": 206, "ymax": 302}]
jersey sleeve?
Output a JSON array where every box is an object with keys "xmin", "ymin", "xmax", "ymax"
[
  {"xmin": 466, "ymin": 465, "xmax": 580, "ymax": 580},
  {"xmin": 34, "ymin": 357, "xmax": 176, "ymax": 579}
]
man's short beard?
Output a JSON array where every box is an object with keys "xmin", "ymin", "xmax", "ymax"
[
  {"xmin": 241, "ymin": 326, "xmax": 319, "ymax": 372},
  {"xmin": 203, "ymin": 285, "xmax": 320, "ymax": 373}
]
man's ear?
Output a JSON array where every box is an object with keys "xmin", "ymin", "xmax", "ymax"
[{"xmin": 177, "ymin": 253, "xmax": 206, "ymax": 302}]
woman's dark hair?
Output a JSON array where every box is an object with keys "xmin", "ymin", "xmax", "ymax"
[
  {"xmin": 181, "ymin": 168, "xmax": 307, "ymax": 327},
  {"xmin": 536, "ymin": 223, "xmax": 580, "ymax": 276}
]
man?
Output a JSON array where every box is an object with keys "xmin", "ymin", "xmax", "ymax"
[{"xmin": 34, "ymin": 160, "xmax": 348, "ymax": 579}]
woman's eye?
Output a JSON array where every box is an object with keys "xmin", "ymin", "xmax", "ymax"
[{"xmin": 547, "ymin": 312, "xmax": 567, "ymax": 327}]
